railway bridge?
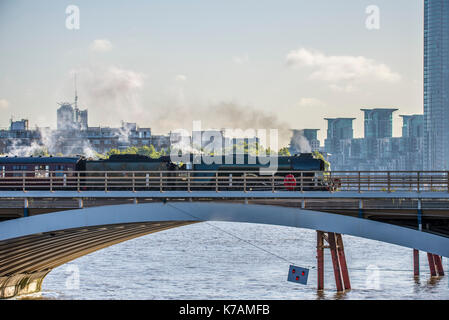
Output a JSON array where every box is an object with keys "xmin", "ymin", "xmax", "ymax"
[{"xmin": 1, "ymin": 170, "xmax": 449, "ymax": 298}]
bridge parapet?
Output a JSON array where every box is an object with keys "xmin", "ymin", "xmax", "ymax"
[{"xmin": 0, "ymin": 170, "xmax": 449, "ymax": 193}]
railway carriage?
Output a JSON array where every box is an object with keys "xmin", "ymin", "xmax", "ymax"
[
  {"xmin": 0, "ymin": 156, "xmax": 81, "ymax": 190},
  {"xmin": 0, "ymin": 156, "xmax": 80, "ymax": 178},
  {"xmin": 80, "ymin": 154, "xmax": 179, "ymax": 191}
]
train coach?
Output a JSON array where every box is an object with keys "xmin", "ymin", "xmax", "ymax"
[
  {"xmin": 0, "ymin": 156, "xmax": 81, "ymax": 178},
  {"xmin": 77, "ymin": 154, "xmax": 180, "ymax": 190}
]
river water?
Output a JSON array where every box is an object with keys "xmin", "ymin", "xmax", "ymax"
[{"xmin": 20, "ymin": 222, "xmax": 449, "ymax": 300}]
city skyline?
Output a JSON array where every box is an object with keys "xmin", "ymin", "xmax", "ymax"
[
  {"xmin": 0, "ymin": 0, "xmax": 423, "ymax": 143},
  {"xmin": 0, "ymin": 100, "xmax": 424, "ymax": 172}
]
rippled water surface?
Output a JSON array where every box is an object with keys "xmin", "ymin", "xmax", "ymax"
[{"xmin": 23, "ymin": 222, "xmax": 449, "ymax": 299}]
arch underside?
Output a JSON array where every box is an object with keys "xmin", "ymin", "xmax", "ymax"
[
  {"xmin": 1, "ymin": 201, "xmax": 449, "ymax": 298},
  {"xmin": 0, "ymin": 221, "xmax": 196, "ymax": 299}
]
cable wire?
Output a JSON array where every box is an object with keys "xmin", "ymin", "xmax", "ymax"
[
  {"xmin": 166, "ymin": 202, "xmax": 316, "ymax": 268},
  {"xmin": 166, "ymin": 203, "xmax": 437, "ymax": 274}
]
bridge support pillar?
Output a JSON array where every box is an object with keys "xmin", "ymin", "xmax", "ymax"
[
  {"xmin": 431, "ymin": 254, "xmax": 444, "ymax": 277},
  {"xmin": 336, "ymin": 233, "xmax": 351, "ymax": 290},
  {"xmin": 417, "ymin": 200, "xmax": 422, "ymax": 231},
  {"xmin": 316, "ymin": 231, "xmax": 324, "ymax": 291},
  {"xmin": 23, "ymin": 198, "xmax": 29, "ymax": 217},
  {"xmin": 328, "ymin": 232, "xmax": 344, "ymax": 292},
  {"xmin": 316, "ymin": 231, "xmax": 350, "ymax": 293},
  {"xmin": 417, "ymin": 252, "xmax": 444, "ymax": 278},
  {"xmin": 427, "ymin": 253, "xmax": 438, "ymax": 277},
  {"xmin": 358, "ymin": 200, "xmax": 364, "ymax": 219},
  {"xmin": 434, "ymin": 255, "xmax": 444, "ymax": 276},
  {"xmin": 413, "ymin": 249, "xmax": 419, "ymax": 277}
]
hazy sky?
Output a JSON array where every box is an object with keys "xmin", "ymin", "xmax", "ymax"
[{"xmin": 0, "ymin": 0, "xmax": 423, "ymax": 143}]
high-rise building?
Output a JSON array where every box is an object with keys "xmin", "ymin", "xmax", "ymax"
[
  {"xmin": 325, "ymin": 118, "xmax": 355, "ymax": 140},
  {"xmin": 361, "ymin": 108, "xmax": 398, "ymax": 139},
  {"xmin": 401, "ymin": 115, "xmax": 424, "ymax": 139},
  {"xmin": 289, "ymin": 129, "xmax": 320, "ymax": 154},
  {"xmin": 302, "ymin": 129, "xmax": 320, "ymax": 151},
  {"xmin": 75, "ymin": 109, "xmax": 88, "ymax": 130},
  {"xmin": 424, "ymin": 0, "xmax": 449, "ymax": 170},
  {"xmin": 400, "ymin": 114, "xmax": 424, "ymax": 170},
  {"xmin": 360, "ymin": 108, "xmax": 397, "ymax": 160},
  {"xmin": 10, "ymin": 119, "xmax": 29, "ymax": 131},
  {"xmin": 57, "ymin": 103, "xmax": 76, "ymax": 130},
  {"xmin": 324, "ymin": 118, "xmax": 355, "ymax": 154}
]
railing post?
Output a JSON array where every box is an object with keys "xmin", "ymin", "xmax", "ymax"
[
  {"xmin": 50, "ymin": 172, "xmax": 53, "ymax": 192},
  {"xmin": 160, "ymin": 172, "xmax": 163, "ymax": 193},
  {"xmin": 22, "ymin": 171, "xmax": 26, "ymax": 192},
  {"xmin": 417, "ymin": 172, "xmax": 420, "ymax": 193},
  {"xmin": 187, "ymin": 172, "xmax": 191, "ymax": 192},
  {"xmin": 77, "ymin": 172, "xmax": 80, "ymax": 192},
  {"xmin": 243, "ymin": 172, "xmax": 247, "ymax": 193},
  {"xmin": 447, "ymin": 171, "xmax": 449, "ymax": 193},
  {"xmin": 409, "ymin": 172, "xmax": 412, "ymax": 191},
  {"xmin": 215, "ymin": 172, "xmax": 218, "ymax": 193},
  {"xmin": 300, "ymin": 172, "xmax": 303, "ymax": 193},
  {"xmin": 105, "ymin": 172, "xmax": 108, "ymax": 192},
  {"xmin": 358, "ymin": 171, "xmax": 361, "ymax": 193},
  {"xmin": 387, "ymin": 171, "xmax": 391, "ymax": 192},
  {"xmin": 271, "ymin": 174, "xmax": 275, "ymax": 193},
  {"xmin": 132, "ymin": 172, "xmax": 135, "ymax": 192}
]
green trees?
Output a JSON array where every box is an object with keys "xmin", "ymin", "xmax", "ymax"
[
  {"xmin": 32, "ymin": 147, "xmax": 50, "ymax": 157},
  {"xmin": 103, "ymin": 145, "xmax": 165, "ymax": 159},
  {"xmin": 313, "ymin": 151, "xmax": 330, "ymax": 171},
  {"xmin": 278, "ymin": 147, "xmax": 291, "ymax": 156},
  {"xmin": 97, "ymin": 144, "xmax": 302, "ymax": 160}
]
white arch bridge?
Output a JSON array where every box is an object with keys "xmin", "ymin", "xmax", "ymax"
[{"xmin": 1, "ymin": 170, "xmax": 449, "ymax": 298}]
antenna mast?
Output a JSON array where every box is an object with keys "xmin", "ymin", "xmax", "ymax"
[{"xmin": 74, "ymin": 73, "xmax": 78, "ymax": 110}]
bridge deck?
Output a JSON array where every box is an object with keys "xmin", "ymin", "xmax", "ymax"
[{"xmin": 0, "ymin": 171, "xmax": 448, "ymax": 248}]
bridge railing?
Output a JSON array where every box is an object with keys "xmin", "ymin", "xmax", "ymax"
[
  {"xmin": 0, "ymin": 170, "xmax": 448, "ymax": 193},
  {"xmin": 328, "ymin": 171, "xmax": 449, "ymax": 193}
]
